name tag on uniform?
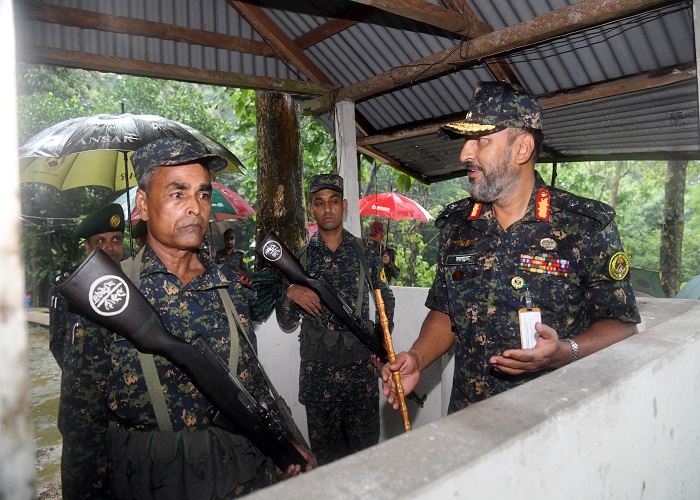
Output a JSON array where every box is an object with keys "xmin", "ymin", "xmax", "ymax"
[{"xmin": 446, "ymin": 254, "xmax": 478, "ymax": 265}]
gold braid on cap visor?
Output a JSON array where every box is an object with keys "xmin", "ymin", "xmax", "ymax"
[{"xmin": 443, "ymin": 121, "xmax": 497, "ymax": 133}]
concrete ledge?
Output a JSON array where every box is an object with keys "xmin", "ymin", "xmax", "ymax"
[{"xmin": 251, "ymin": 297, "xmax": 700, "ymax": 499}]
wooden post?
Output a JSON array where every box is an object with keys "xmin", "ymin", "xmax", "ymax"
[
  {"xmin": 255, "ymin": 90, "xmax": 307, "ymax": 256},
  {"xmin": 334, "ymin": 100, "xmax": 361, "ymax": 237},
  {"xmin": 0, "ymin": 1, "xmax": 34, "ymax": 497}
]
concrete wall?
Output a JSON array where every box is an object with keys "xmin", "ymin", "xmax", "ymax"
[{"xmin": 253, "ymin": 294, "xmax": 700, "ymax": 499}]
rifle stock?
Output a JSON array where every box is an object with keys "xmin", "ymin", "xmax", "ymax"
[{"xmin": 58, "ymin": 248, "xmax": 307, "ymax": 471}]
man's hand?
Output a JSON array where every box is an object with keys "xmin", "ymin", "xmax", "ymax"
[
  {"xmin": 489, "ymin": 322, "xmax": 566, "ymax": 375},
  {"xmin": 286, "ymin": 284, "xmax": 322, "ymax": 316},
  {"xmin": 275, "ymin": 442, "xmax": 318, "ymax": 479},
  {"xmin": 381, "ymin": 351, "xmax": 421, "ymax": 410}
]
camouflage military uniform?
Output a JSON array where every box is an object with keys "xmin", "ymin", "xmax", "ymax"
[
  {"xmin": 365, "ymin": 237, "xmax": 400, "ymax": 283},
  {"xmin": 276, "ymin": 229, "xmax": 395, "ymax": 465},
  {"xmin": 58, "ymin": 246, "xmax": 282, "ymax": 499},
  {"xmin": 215, "ymin": 247, "xmax": 248, "ymax": 273},
  {"xmin": 426, "ymin": 172, "xmax": 640, "ymax": 414}
]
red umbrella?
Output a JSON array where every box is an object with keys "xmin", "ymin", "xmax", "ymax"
[
  {"xmin": 211, "ymin": 181, "xmax": 255, "ymax": 221},
  {"xmin": 359, "ymin": 192, "xmax": 432, "ymax": 222}
]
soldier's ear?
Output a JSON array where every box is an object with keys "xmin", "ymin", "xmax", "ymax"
[
  {"xmin": 135, "ymin": 188, "xmax": 148, "ymax": 221},
  {"xmin": 514, "ymin": 132, "xmax": 535, "ymax": 165}
]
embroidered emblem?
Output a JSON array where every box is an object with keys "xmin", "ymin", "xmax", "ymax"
[
  {"xmin": 445, "ymin": 254, "xmax": 477, "ymax": 265},
  {"xmin": 110, "ymin": 215, "xmax": 122, "ymax": 228},
  {"xmin": 608, "ymin": 252, "xmax": 630, "ymax": 280},
  {"xmin": 535, "ymin": 187, "xmax": 550, "ymax": 221},
  {"xmin": 511, "ymin": 276, "xmax": 525, "ymax": 289},
  {"xmin": 540, "ymin": 238, "xmax": 557, "ymax": 251},
  {"xmin": 468, "ymin": 203, "xmax": 482, "ymax": 220},
  {"xmin": 454, "ymin": 239, "xmax": 477, "ymax": 247},
  {"xmin": 380, "ymin": 268, "xmax": 387, "ymax": 283}
]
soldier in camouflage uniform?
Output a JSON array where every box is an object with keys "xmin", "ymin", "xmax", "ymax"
[
  {"xmin": 57, "ymin": 138, "xmax": 315, "ymax": 499},
  {"xmin": 49, "ymin": 202, "xmax": 125, "ymax": 368},
  {"xmin": 276, "ymin": 174, "xmax": 395, "ymax": 465},
  {"xmin": 214, "ymin": 228, "xmax": 248, "ymax": 273},
  {"xmin": 381, "ymin": 82, "xmax": 640, "ymax": 414}
]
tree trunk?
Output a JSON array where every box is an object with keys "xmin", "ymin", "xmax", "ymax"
[
  {"xmin": 255, "ymin": 91, "xmax": 307, "ymax": 269},
  {"xmin": 659, "ymin": 160, "xmax": 686, "ymax": 297},
  {"xmin": 362, "ymin": 159, "xmax": 380, "ymax": 198}
]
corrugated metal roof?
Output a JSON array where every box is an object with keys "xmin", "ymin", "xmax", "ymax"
[{"xmin": 14, "ymin": 0, "xmax": 699, "ymax": 183}]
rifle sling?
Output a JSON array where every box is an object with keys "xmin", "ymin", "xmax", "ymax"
[{"xmin": 121, "ymin": 249, "xmax": 241, "ymax": 433}]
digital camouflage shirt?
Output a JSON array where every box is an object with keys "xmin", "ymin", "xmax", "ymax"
[
  {"xmin": 58, "ymin": 246, "xmax": 282, "ymax": 498},
  {"xmin": 426, "ymin": 172, "xmax": 640, "ymax": 413},
  {"xmin": 276, "ymin": 229, "xmax": 395, "ymax": 402}
]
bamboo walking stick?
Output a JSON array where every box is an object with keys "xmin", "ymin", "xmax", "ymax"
[{"xmin": 375, "ymin": 289, "xmax": 411, "ymax": 432}]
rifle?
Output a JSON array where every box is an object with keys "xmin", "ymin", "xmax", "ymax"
[
  {"xmin": 57, "ymin": 248, "xmax": 307, "ymax": 472},
  {"xmin": 256, "ymin": 231, "xmax": 427, "ymax": 407}
]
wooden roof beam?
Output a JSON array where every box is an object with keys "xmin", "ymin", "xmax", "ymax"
[
  {"xmin": 295, "ymin": 5, "xmax": 378, "ymax": 50},
  {"xmin": 356, "ymin": 62, "xmax": 696, "ymax": 146},
  {"xmin": 23, "ymin": 2, "xmax": 274, "ymax": 57},
  {"xmin": 18, "ymin": 46, "xmax": 334, "ymax": 96},
  {"xmin": 348, "ymin": 0, "xmax": 492, "ymax": 38},
  {"xmin": 304, "ymin": 0, "xmax": 683, "ymax": 114},
  {"xmin": 227, "ymin": 0, "xmax": 333, "ymax": 85}
]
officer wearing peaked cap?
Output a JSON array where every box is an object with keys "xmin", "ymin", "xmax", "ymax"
[{"xmin": 381, "ymin": 81, "xmax": 640, "ymax": 414}]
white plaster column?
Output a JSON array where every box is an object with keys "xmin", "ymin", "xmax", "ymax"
[
  {"xmin": 0, "ymin": 1, "xmax": 34, "ymax": 498},
  {"xmin": 695, "ymin": 0, "xmax": 700, "ymax": 134},
  {"xmin": 334, "ymin": 100, "xmax": 361, "ymax": 236}
]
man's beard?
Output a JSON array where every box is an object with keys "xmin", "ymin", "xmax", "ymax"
[{"xmin": 467, "ymin": 147, "xmax": 520, "ymax": 203}]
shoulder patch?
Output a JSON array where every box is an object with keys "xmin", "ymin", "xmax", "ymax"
[
  {"xmin": 549, "ymin": 188, "xmax": 615, "ymax": 229},
  {"xmin": 435, "ymin": 197, "xmax": 476, "ymax": 229},
  {"xmin": 608, "ymin": 252, "xmax": 630, "ymax": 280}
]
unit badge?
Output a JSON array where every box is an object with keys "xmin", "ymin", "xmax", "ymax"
[{"xmin": 608, "ymin": 252, "xmax": 630, "ymax": 280}]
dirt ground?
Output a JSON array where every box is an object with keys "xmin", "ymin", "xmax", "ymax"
[{"xmin": 35, "ymin": 445, "xmax": 61, "ymax": 500}]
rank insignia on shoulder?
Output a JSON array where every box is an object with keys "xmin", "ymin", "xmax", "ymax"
[
  {"xmin": 468, "ymin": 203, "xmax": 482, "ymax": 220},
  {"xmin": 608, "ymin": 252, "xmax": 630, "ymax": 280},
  {"xmin": 535, "ymin": 187, "xmax": 551, "ymax": 221}
]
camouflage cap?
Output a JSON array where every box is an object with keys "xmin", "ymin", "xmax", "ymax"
[
  {"xmin": 75, "ymin": 203, "xmax": 125, "ymax": 240},
  {"xmin": 439, "ymin": 81, "xmax": 543, "ymax": 139},
  {"xmin": 131, "ymin": 137, "xmax": 228, "ymax": 182},
  {"xmin": 309, "ymin": 174, "xmax": 343, "ymax": 194}
]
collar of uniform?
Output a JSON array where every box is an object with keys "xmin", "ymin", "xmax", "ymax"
[
  {"xmin": 139, "ymin": 244, "xmax": 232, "ymax": 290},
  {"xmin": 308, "ymin": 228, "xmax": 356, "ymax": 248}
]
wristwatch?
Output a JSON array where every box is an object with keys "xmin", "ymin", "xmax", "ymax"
[{"xmin": 563, "ymin": 338, "xmax": 579, "ymax": 363}]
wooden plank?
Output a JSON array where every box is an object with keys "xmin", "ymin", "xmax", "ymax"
[
  {"xmin": 295, "ymin": 5, "xmax": 377, "ymax": 49},
  {"xmin": 348, "ymin": 0, "xmax": 492, "ymax": 37},
  {"xmin": 19, "ymin": 45, "xmax": 334, "ymax": 96},
  {"xmin": 228, "ymin": 0, "xmax": 333, "ymax": 85},
  {"xmin": 304, "ymin": 0, "xmax": 681, "ymax": 114},
  {"xmin": 25, "ymin": 2, "xmax": 274, "ymax": 57}
]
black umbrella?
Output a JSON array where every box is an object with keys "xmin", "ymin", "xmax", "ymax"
[{"xmin": 19, "ymin": 113, "xmax": 244, "ymax": 192}]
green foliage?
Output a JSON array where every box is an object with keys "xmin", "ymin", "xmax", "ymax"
[{"xmin": 17, "ymin": 64, "xmax": 700, "ymax": 304}]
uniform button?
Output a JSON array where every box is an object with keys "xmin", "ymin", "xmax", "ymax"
[{"xmin": 453, "ymin": 270, "xmax": 464, "ymax": 280}]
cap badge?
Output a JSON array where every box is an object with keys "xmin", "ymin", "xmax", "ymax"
[{"xmin": 110, "ymin": 215, "xmax": 122, "ymax": 228}]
